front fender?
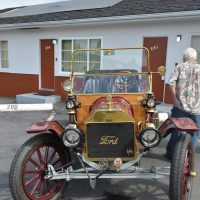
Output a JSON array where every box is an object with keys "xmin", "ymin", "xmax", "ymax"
[
  {"xmin": 26, "ymin": 121, "xmax": 65, "ymax": 137},
  {"xmin": 159, "ymin": 117, "xmax": 199, "ymax": 138}
]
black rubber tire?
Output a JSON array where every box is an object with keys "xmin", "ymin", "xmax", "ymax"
[
  {"xmin": 9, "ymin": 133, "xmax": 70, "ymax": 200},
  {"xmin": 169, "ymin": 132, "xmax": 194, "ymax": 200}
]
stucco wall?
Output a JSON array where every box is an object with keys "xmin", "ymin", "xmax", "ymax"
[{"xmin": 0, "ymin": 19, "xmax": 200, "ymax": 100}]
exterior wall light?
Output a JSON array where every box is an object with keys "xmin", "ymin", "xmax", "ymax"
[
  {"xmin": 176, "ymin": 35, "xmax": 182, "ymax": 42},
  {"xmin": 52, "ymin": 39, "xmax": 58, "ymax": 45}
]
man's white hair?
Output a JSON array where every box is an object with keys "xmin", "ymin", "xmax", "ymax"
[{"xmin": 183, "ymin": 47, "xmax": 197, "ymax": 61}]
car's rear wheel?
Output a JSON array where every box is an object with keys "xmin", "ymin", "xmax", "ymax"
[
  {"xmin": 169, "ymin": 132, "xmax": 194, "ymax": 200},
  {"xmin": 9, "ymin": 133, "xmax": 70, "ymax": 200}
]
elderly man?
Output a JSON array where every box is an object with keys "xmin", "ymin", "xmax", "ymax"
[{"xmin": 166, "ymin": 47, "xmax": 200, "ymax": 159}]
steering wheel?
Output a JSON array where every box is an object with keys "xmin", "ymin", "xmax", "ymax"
[{"xmin": 113, "ymin": 71, "xmax": 139, "ymax": 93}]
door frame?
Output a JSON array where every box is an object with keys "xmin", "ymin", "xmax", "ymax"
[{"xmin": 143, "ymin": 36, "xmax": 168, "ymax": 102}]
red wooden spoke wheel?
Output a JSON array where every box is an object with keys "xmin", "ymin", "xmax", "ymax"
[
  {"xmin": 182, "ymin": 149, "xmax": 192, "ymax": 200},
  {"xmin": 9, "ymin": 134, "xmax": 70, "ymax": 200},
  {"xmin": 169, "ymin": 132, "xmax": 194, "ymax": 200}
]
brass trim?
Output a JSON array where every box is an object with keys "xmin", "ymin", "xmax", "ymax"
[
  {"xmin": 75, "ymin": 91, "xmax": 151, "ymax": 96},
  {"xmin": 84, "ymin": 121, "xmax": 139, "ymax": 161},
  {"xmin": 68, "ymin": 124, "xmax": 77, "ymax": 129},
  {"xmin": 85, "ymin": 121, "xmax": 134, "ymax": 124},
  {"xmin": 99, "ymin": 136, "xmax": 118, "ymax": 145},
  {"xmin": 137, "ymin": 96, "xmax": 145, "ymax": 101},
  {"xmin": 68, "ymin": 110, "xmax": 76, "ymax": 114},
  {"xmin": 190, "ymin": 171, "xmax": 197, "ymax": 177},
  {"xmin": 71, "ymin": 47, "xmax": 150, "ymax": 74},
  {"xmin": 146, "ymin": 109, "xmax": 156, "ymax": 113},
  {"xmin": 71, "ymin": 72, "xmax": 151, "ymax": 76},
  {"xmin": 145, "ymin": 123, "xmax": 155, "ymax": 128},
  {"xmin": 83, "ymin": 151, "xmax": 140, "ymax": 161},
  {"xmin": 86, "ymin": 110, "xmax": 134, "ymax": 123},
  {"xmin": 82, "ymin": 153, "xmax": 140, "ymax": 162},
  {"xmin": 71, "ymin": 74, "xmax": 151, "ymax": 96},
  {"xmin": 157, "ymin": 66, "xmax": 166, "ymax": 76},
  {"xmin": 70, "ymin": 47, "xmax": 153, "ymax": 95},
  {"xmin": 137, "ymin": 121, "xmax": 143, "ymax": 131}
]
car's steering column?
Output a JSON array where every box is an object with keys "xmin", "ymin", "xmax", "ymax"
[{"xmin": 113, "ymin": 71, "xmax": 135, "ymax": 93}]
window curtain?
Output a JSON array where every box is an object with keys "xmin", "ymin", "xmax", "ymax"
[
  {"xmin": 0, "ymin": 41, "xmax": 8, "ymax": 68},
  {"xmin": 61, "ymin": 39, "xmax": 101, "ymax": 73}
]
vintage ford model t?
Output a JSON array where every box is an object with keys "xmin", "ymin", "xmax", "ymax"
[{"xmin": 9, "ymin": 47, "xmax": 198, "ymax": 200}]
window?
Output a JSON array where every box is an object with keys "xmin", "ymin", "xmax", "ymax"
[
  {"xmin": 61, "ymin": 38, "xmax": 101, "ymax": 73},
  {"xmin": 191, "ymin": 36, "xmax": 200, "ymax": 63},
  {"xmin": 0, "ymin": 41, "xmax": 9, "ymax": 68}
]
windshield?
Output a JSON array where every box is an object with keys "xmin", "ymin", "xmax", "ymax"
[{"xmin": 71, "ymin": 48, "xmax": 150, "ymax": 94}]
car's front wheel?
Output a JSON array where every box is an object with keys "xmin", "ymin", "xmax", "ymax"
[
  {"xmin": 169, "ymin": 132, "xmax": 194, "ymax": 200},
  {"xmin": 9, "ymin": 133, "xmax": 70, "ymax": 200}
]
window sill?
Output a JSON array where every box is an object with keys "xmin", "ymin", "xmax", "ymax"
[
  {"xmin": 56, "ymin": 72, "xmax": 71, "ymax": 77},
  {"xmin": 57, "ymin": 71, "xmax": 86, "ymax": 77}
]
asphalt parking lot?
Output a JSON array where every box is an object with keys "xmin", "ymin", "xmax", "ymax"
[{"xmin": 0, "ymin": 97, "xmax": 200, "ymax": 200}]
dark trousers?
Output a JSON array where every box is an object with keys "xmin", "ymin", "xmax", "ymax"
[{"xmin": 166, "ymin": 106, "xmax": 200, "ymax": 155}]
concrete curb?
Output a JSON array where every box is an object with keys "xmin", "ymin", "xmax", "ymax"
[{"xmin": 0, "ymin": 103, "xmax": 53, "ymax": 111}]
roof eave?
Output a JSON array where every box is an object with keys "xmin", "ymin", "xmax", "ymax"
[{"xmin": 0, "ymin": 10, "xmax": 200, "ymax": 30}]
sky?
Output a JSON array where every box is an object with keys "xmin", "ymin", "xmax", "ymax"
[{"xmin": 0, "ymin": 0, "xmax": 66, "ymax": 10}]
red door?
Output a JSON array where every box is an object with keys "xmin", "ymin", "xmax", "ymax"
[
  {"xmin": 143, "ymin": 37, "xmax": 168, "ymax": 101},
  {"xmin": 40, "ymin": 39, "xmax": 55, "ymax": 90}
]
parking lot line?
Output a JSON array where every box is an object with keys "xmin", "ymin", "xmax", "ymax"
[{"xmin": 0, "ymin": 103, "xmax": 53, "ymax": 111}]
